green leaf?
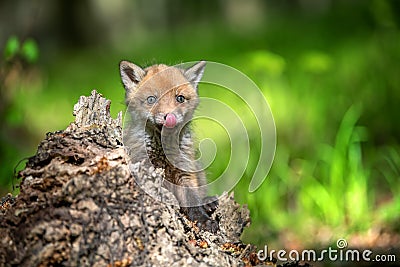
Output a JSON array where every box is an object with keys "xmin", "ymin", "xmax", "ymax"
[
  {"xmin": 21, "ymin": 39, "xmax": 39, "ymax": 63},
  {"xmin": 4, "ymin": 36, "xmax": 20, "ymax": 60}
]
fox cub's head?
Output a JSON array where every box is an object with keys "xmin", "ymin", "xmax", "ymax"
[{"xmin": 120, "ymin": 61, "xmax": 205, "ymax": 129}]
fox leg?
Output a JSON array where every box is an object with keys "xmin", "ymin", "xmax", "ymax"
[{"xmin": 164, "ymin": 171, "xmax": 219, "ymax": 233}]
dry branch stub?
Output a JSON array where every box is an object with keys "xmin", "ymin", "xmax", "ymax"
[{"xmin": 0, "ymin": 90, "xmax": 288, "ymax": 267}]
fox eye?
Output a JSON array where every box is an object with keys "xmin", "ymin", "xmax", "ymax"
[
  {"xmin": 176, "ymin": 95, "xmax": 186, "ymax": 103},
  {"xmin": 146, "ymin": 96, "xmax": 157, "ymax": 104}
]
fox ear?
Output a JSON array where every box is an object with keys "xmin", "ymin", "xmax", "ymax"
[
  {"xmin": 119, "ymin": 60, "xmax": 146, "ymax": 91},
  {"xmin": 183, "ymin": 60, "xmax": 206, "ymax": 89}
]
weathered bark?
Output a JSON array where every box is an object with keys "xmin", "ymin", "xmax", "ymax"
[{"xmin": 0, "ymin": 90, "xmax": 295, "ymax": 267}]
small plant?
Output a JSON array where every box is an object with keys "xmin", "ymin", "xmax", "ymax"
[
  {"xmin": 3, "ymin": 35, "xmax": 39, "ymax": 63},
  {"xmin": 300, "ymin": 105, "xmax": 371, "ymax": 230},
  {"xmin": 0, "ymin": 35, "xmax": 40, "ymax": 196}
]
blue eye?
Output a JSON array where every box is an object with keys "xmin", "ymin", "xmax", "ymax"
[
  {"xmin": 176, "ymin": 95, "xmax": 185, "ymax": 103},
  {"xmin": 147, "ymin": 96, "xmax": 157, "ymax": 104}
]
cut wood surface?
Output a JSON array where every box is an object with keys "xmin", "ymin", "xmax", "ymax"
[{"xmin": 0, "ymin": 90, "xmax": 305, "ymax": 267}]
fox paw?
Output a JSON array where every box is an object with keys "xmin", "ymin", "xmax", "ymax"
[
  {"xmin": 181, "ymin": 206, "xmax": 219, "ymax": 233},
  {"xmin": 202, "ymin": 195, "xmax": 219, "ymax": 216}
]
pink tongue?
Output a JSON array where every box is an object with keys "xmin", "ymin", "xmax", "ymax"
[{"xmin": 164, "ymin": 113, "xmax": 177, "ymax": 128}]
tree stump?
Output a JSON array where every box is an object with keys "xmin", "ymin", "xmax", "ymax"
[{"xmin": 0, "ymin": 90, "xmax": 286, "ymax": 267}]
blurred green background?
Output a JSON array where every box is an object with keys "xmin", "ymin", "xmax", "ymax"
[{"xmin": 1, "ymin": 0, "xmax": 399, "ymax": 251}]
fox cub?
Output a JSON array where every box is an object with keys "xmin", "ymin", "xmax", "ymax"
[{"xmin": 120, "ymin": 60, "xmax": 218, "ymax": 232}]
